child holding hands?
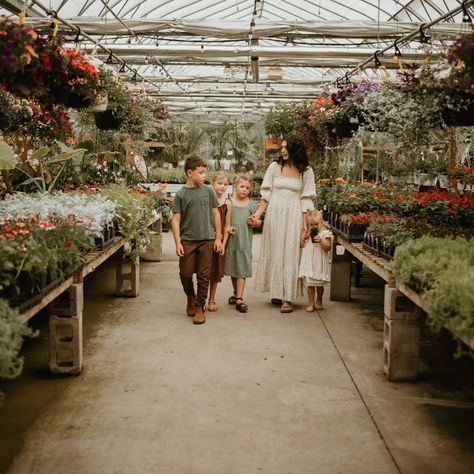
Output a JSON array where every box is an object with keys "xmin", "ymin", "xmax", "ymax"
[
  {"xmin": 224, "ymin": 175, "xmax": 261, "ymax": 313},
  {"xmin": 298, "ymin": 210, "xmax": 333, "ymax": 311},
  {"xmin": 207, "ymin": 171, "xmax": 230, "ymax": 312}
]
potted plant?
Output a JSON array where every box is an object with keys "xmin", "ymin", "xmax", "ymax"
[{"xmin": 94, "ymin": 72, "xmax": 128, "ymax": 130}]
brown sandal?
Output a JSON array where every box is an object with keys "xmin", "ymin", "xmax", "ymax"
[
  {"xmin": 280, "ymin": 301, "xmax": 293, "ymax": 313},
  {"xmin": 235, "ymin": 298, "xmax": 248, "ymax": 313},
  {"xmin": 228, "ymin": 294, "xmax": 237, "ymax": 305}
]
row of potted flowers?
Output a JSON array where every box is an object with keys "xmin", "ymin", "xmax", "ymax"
[{"xmin": 0, "ymin": 185, "xmax": 162, "ymax": 310}]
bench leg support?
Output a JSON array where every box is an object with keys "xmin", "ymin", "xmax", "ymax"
[{"xmin": 383, "ymin": 285, "xmax": 421, "ymax": 381}]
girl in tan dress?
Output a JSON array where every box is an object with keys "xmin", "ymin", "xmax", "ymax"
[{"xmin": 207, "ymin": 171, "xmax": 230, "ymax": 311}]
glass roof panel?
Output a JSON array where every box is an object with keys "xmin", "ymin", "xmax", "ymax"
[{"xmin": 0, "ymin": 0, "xmax": 473, "ymax": 120}]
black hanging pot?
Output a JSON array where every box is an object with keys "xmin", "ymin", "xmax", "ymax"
[
  {"xmin": 334, "ymin": 116, "xmax": 360, "ymax": 138},
  {"xmin": 66, "ymin": 92, "xmax": 93, "ymax": 109},
  {"xmin": 94, "ymin": 109, "xmax": 123, "ymax": 130},
  {"xmin": 442, "ymin": 91, "xmax": 474, "ymax": 127}
]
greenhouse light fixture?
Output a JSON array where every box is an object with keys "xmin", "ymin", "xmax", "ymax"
[
  {"xmin": 419, "ymin": 23, "xmax": 431, "ymax": 44},
  {"xmin": 462, "ymin": 0, "xmax": 472, "ymax": 23},
  {"xmin": 373, "ymin": 50, "xmax": 382, "ymax": 68},
  {"xmin": 119, "ymin": 61, "xmax": 126, "ymax": 73},
  {"xmin": 106, "ymin": 51, "xmax": 113, "ymax": 64}
]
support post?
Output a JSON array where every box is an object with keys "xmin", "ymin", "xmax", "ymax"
[
  {"xmin": 330, "ymin": 239, "xmax": 352, "ymax": 301},
  {"xmin": 48, "ymin": 283, "xmax": 83, "ymax": 375},
  {"xmin": 383, "ymin": 284, "xmax": 421, "ymax": 381},
  {"xmin": 116, "ymin": 257, "xmax": 140, "ymax": 297}
]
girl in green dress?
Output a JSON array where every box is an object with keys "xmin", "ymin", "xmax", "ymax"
[{"xmin": 224, "ymin": 175, "xmax": 261, "ymax": 313}]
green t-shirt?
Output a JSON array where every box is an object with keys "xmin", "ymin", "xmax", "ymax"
[{"xmin": 172, "ymin": 184, "xmax": 219, "ymax": 241}]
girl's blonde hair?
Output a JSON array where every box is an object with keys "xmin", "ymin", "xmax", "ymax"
[
  {"xmin": 307, "ymin": 209, "xmax": 322, "ymax": 226},
  {"xmin": 233, "ymin": 174, "xmax": 253, "ymax": 191},
  {"xmin": 211, "ymin": 171, "xmax": 229, "ymax": 184}
]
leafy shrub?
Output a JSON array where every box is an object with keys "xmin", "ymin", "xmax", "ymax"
[
  {"xmin": 393, "ymin": 236, "xmax": 474, "ymax": 354},
  {"xmin": 0, "ymin": 299, "xmax": 37, "ymax": 383}
]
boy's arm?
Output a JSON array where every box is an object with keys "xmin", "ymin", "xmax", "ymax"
[
  {"xmin": 212, "ymin": 207, "xmax": 223, "ymax": 254},
  {"xmin": 171, "ymin": 212, "xmax": 184, "ymax": 257}
]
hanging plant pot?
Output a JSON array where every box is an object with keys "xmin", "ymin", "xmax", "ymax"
[
  {"xmin": 66, "ymin": 92, "xmax": 93, "ymax": 109},
  {"xmin": 86, "ymin": 94, "xmax": 108, "ymax": 113},
  {"xmin": 94, "ymin": 109, "xmax": 123, "ymax": 130},
  {"xmin": 442, "ymin": 92, "xmax": 474, "ymax": 126},
  {"xmin": 442, "ymin": 103, "xmax": 474, "ymax": 126},
  {"xmin": 333, "ymin": 116, "xmax": 360, "ymax": 138}
]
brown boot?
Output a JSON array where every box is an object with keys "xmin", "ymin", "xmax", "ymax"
[
  {"xmin": 186, "ymin": 296, "xmax": 197, "ymax": 317},
  {"xmin": 193, "ymin": 305, "xmax": 206, "ymax": 325}
]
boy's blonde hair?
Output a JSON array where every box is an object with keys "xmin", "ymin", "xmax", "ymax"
[
  {"xmin": 211, "ymin": 171, "xmax": 229, "ymax": 184},
  {"xmin": 233, "ymin": 174, "xmax": 253, "ymax": 190}
]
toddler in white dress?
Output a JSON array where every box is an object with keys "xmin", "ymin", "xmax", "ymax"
[{"xmin": 298, "ymin": 210, "xmax": 333, "ymax": 311}]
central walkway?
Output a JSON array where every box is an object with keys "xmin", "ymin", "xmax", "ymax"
[{"xmin": 4, "ymin": 233, "xmax": 474, "ymax": 473}]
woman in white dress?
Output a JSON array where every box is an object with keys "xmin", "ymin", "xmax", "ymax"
[{"xmin": 249, "ymin": 135, "xmax": 316, "ymax": 313}]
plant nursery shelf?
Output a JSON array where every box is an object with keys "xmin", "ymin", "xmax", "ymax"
[
  {"xmin": 21, "ymin": 236, "xmax": 126, "ymax": 321},
  {"xmin": 335, "ymin": 236, "xmax": 474, "ymax": 353}
]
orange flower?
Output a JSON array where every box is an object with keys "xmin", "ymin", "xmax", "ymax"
[
  {"xmin": 320, "ymin": 178, "xmax": 330, "ymax": 184},
  {"xmin": 335, "ymin": 177, "xmax": 345, "ymax": 183}
]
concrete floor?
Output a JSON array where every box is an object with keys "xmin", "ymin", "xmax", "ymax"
[{"xmin": 0, "ymin": 233, "xmax": 473, "ymax": 474}]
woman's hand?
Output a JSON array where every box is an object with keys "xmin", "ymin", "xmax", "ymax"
[
  {"xmin": 248, "ymin": 216, "xmax": 262, "ymax": 228},
  {"xmin": 226, "ymin": 225, "xmax": 236, "ymax": 235}
]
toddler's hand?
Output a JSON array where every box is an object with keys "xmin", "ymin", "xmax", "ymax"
[
  {"xmin": 227, "ymin": 225, "xmax": 236, "ymax": 235},
  {"xmin": 313, "ymin": 235, "xmax": 321, "ymax": 244}
]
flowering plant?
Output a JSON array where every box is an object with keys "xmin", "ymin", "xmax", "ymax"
[
  {"xmin": 64, "ymin": 48, "xmax": 100, "ymax": 106},
  {"xmin": 0, "ymin": 16, "xmax": 38, "ymax": 83},
  {"xmin": 0, "ymin": 192, "xmax": 117, "ymax": 238},
  {"xmin": 447, "ymin": 30, "xmax": 474, "ymax": 92}
]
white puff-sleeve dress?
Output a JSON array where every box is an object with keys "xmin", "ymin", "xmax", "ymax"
[
  {"xmin": 254, "ymin": 161, "xmax": 316, "ymax": 302},
  {"xmin": 298, "ymin": 229, "xmax": 333, "ymax": 286}
]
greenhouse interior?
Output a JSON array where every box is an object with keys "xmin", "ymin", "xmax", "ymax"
[{"xmin": 0, "ymin": 0, "xmax": 473, "ymax": 472}]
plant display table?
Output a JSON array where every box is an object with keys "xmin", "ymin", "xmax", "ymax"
[
  {"xmin": 330, "ymin": 235, "xmax": 473, "ymax": 382},
  {"xmin": 21, "ymin": 236, "xmax": 140, "ymax": 375}
]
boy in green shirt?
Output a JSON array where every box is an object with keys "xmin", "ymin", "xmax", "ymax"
[{"xmin": 172, "ymin": 156, "xmax": 223, "ymax": 324}]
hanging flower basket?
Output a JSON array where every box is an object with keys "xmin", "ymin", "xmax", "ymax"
[
  {"xmin": 442, "ymin": 101, "xmax": 474, "ymax": 127},
  {"xmin": 331, "ymin": 116, "xmax": 360, "ymax": 138},
  {"xmin": 86, "ymin": 94, "xmax": 108, "ymax": 113},
  {"xmin": 66, "ymin": 92, "xmax": 93, "ymax": 109},
  {"xmin": 94, "ymin": 109, "xmax": 123, "ymax": 130}
]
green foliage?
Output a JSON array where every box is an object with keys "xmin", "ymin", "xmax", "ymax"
[
  {"xmin": 264, "ymin": 102, "xmax": 301, "ymax": 137},
  {"xmin": 0, "ymin": 299, "xmax": 37, "ymax": 382},
  {"xmin": 102, "ymin": 184, "xmax": 155, "ymax": 262},
  {"xmin": 0, "ymin": 141, "xmax": 17, "ymax": 170},
  {"xmin": 393, "ymin": 236, "xmax": 474, "ymax": 353}
]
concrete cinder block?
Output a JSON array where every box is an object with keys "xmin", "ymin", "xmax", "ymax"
[
  {"xmin": 49, "ymin": 283, "xmax": 83, "ymax": 316},
  {"xmin": 49, "ymin": 312, "xmax": 83, "ymax": 375},
  {"xmin": 330, "ymin": 243, "xmax": 353, "ymax": 301},
  {"xmin": 384, "ymin": 285, "xmax": 419, "ymax": 321},
  {"xmin": 116, "ymin": 258, "xmax": 140, "ymax": 297},
  {"xmin": 383, "ymin": 315, "xmax": 420, "ymax": 381}
]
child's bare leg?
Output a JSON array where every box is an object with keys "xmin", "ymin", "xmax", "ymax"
[
  {"xmin": 306, "ymin": 285, "xmax": 316, "ymax": 312},
  {"xmin": 316, "ymin": 286, "xmax": 324, "ymax": 309},
  {"xmin": 208, "ymin": 282, "xmax": 218, "ymax": 311},
  {"xmin": 234, "ymin": 277, "xmax": 248, "ymax": 312}
]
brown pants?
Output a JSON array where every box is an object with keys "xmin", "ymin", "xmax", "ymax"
[{"xmin": 179, "ymin": 240, "xmax": 214, "ymax": 308}]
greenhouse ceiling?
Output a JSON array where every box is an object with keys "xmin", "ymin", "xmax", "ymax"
[{"xmin": 1, "ymin": 0, "xmax": 474, "ymax": 123}]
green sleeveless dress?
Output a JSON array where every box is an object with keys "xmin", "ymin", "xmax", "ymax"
[{"xmin": 224, "ymin": 200, "xmax": 258, "ymax": 278}]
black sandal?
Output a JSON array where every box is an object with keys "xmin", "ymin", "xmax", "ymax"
[
  {"xmin": 235, "ymin": 298, "xmax": 248, "ymax": 313},
  {"xmin": 228, "ymin": 294, "xmax": 237, "ymax": 305}
]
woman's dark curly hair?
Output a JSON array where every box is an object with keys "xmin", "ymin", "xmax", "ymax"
[{"xmin": 277, "ymin": 134, "xmax": 309, "ymax": 174}]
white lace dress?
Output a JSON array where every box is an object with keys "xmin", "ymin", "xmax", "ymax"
[
  {"xmin": 254, "ymin": 161, "xmax": 316, "ymax": 302},
  {"xmin": 298, "ymin": 229, "xmax": 333, "ymax": 286}
]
